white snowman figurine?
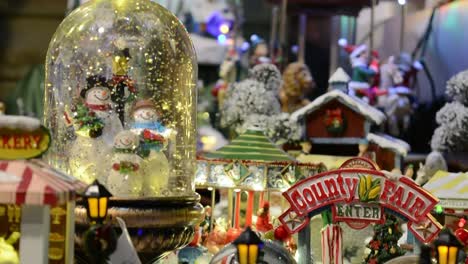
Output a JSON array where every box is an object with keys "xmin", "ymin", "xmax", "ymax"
[
  {"xmin": 68, "ymin": 75, "xmax": 123, "ymax": 184},
  {"xmin": 130, "ymin": 99, "xmax": 172, "ymax": 196},
  {"xmin": 107, "ymin": 130, "xmax": 143, "ymax": 197}
]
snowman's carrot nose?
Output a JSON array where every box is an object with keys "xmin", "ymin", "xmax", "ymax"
[{"xmin": 102, "ymin": 91, "xmax": 108, "ymax": 96}]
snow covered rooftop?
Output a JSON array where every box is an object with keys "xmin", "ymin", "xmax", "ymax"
[
  {"xmin": 291, "ymin": 89, "xmax": 386, "ymax": 124},
  {"xmin": 328, "ymin": 67, "xmax": 350, "ymax": 83},
  {"xmin": 367, "ymin": 133, "xmax": 410, "ymax": 156},
  {"xmin": 0, "ymin": 115, "xmax": 41, "ymax": 131}
]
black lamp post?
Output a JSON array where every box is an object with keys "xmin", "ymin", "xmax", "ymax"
[
  {"xmin": 434, "ymin": 228, "xmax": 464, "ymax": 264},
  {"xmin": 233, "ymin": 227, "xmax": 264, "ymax": 264},
  {"xmin": 82, "ymin": 179, "xmax": 113, "ymax": 224}
]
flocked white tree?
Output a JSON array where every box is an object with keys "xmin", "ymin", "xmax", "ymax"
[
  {"xmin": 431, "ymin": 69, "xmax": 468, "ymax": 152},
  {"xmin": 221, "ymin": 63, "xmax": 301, "ymax": 144}
]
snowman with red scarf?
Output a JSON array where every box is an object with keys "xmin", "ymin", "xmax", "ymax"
[
  {"xmin": 107, "ymin": 130, "xmax": 143, "ymax": 197},
  {"xmin": 68, "ymin": 75, "xmax": 123, "ymax": 183},
  {"xmin": 130, "ymin": 99, "xmax": 172, "ymax": 196}
]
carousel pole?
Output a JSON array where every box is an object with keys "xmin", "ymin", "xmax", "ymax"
[
  {"xmin": 209, "ymin": 187, "xmax": 216, "ymax": 232},
  {"xmin": 228, "ymin": 189, "xmax": 234, "ymax": 227},
  {"xmin": 369, "ymin": 0, "xmax": 376, "ymax": 58},
  {"xmin": 245, "ymin": 190, "xmax": 255, "ymax": 227},
  {"xmin": 270, "ymin": 6, "xmax": 279, "ymax": 61},
  {"xmin": 298, "ymin": 13, "xmax": 307, "ymax": 64},
  {"xmin": 234, "ymin": 189, "xmax": 242, "ymax": 229},
  {"xmin": 400, "ymin": 1, "xmax": 407, "ymax": 52},
  {"xmin": 278, "ymin": 0, "xmax": 288, "ymax": 69}
]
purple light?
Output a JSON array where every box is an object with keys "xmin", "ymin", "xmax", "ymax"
[
  {"xmin": 241, "ymin": 42, "xmax": 250, "ymax": 51},
  {"xmin": 206, "ymin": 11, "xmax": 233, "ymax": 38}
]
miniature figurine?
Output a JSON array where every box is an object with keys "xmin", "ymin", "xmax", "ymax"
[
  {"xmin": 68, "ymin": 75, "xmax": 123, "ymax": 183},
  {"xmin": 107, "ymin": 130, "xmax": 143, "ymax": 197},
  {"xmin": 339, "ymin": 39, "xmax": 379, "ymax": 103},
  {"xmin": 415, "ymin": 151, "xmax": 447, "ymax": 185},
  {"xmin": 279, "ymin": 62, "xmax": 315, "ymax": 113},
  {"xmin": 0, "ymin": 232, "xmax": 20, "ymax": 264},
  {"xmin": 130, "ymin": 99, "xmax": 171, "ymax": 196},
  {"xmin": 256, "ymin": 201, "xmax": 274, "ymax": 232}
]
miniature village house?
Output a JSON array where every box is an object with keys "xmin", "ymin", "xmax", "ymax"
[
  {"xmin": 0, "ymin": 115, "xmax": 86, "ymax": 264},
  {"xmin": 291, "ymin": 86, "xmax": 410, "ymax": 171},
  {"xmin": 291, "ymin": 89, "xmax": 385, "ymax": 144},
  {"xmin": 367, "ymin": 133, "xmax": 410, "ymax": 171}
]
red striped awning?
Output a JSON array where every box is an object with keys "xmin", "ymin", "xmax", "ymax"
[{"xmin": 0, "ymin": 159, "xmax": 87, "ymax": 206}]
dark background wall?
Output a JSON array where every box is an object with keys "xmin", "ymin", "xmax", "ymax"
[{"xmin": 0, "ymin": 0, "xmax": 65, "ymax": 100}]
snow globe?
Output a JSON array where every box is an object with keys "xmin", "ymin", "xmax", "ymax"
[{"xmin": 43, "ymin": 0, "xmax": 203, "ymax": 262}]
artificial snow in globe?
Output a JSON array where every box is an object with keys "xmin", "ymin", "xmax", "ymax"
[{"xmin": 44, "ymin": 0, "xmax": 197, "ymax": 198}]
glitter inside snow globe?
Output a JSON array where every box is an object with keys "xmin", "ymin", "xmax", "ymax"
[{"xmin": 44, "ymin": 0, "xmax": 198, "ymax": 199}]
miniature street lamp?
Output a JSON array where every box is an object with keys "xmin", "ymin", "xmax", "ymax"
[
  {"xmin": 233, "ymin": 227, "xmax": 264, "ymax": 264},
  {"xmin": 83, "ymin": 180, "xmax": 112, "ymax": 224},
  {"xmin": 433, "ymin": 228, "xmax": 463, "ymax": 264}
]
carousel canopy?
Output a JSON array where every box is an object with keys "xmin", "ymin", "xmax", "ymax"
[
  {"xmin": 197, "ymin": 128, "xmax": 324, "ymax": 191},
  {"xmin": 423, "ymin": 171, "xmax": 468, "ymax": 210},
  {"xmin": 203, "ymin": 128, "xmax": 295, "ymax": 162},
  {"xmin": 0, "ymin": 159, "xmax": 86, "ymax": 206}
]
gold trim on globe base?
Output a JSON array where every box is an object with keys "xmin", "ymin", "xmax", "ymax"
[{"xmin": 74, "ymin": 194, "xmax": 204, "ymax": 264}]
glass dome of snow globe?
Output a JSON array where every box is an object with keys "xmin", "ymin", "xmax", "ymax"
[{"xmin": 44, "ymin": 0, "xmax": 197, "ymax": 198}]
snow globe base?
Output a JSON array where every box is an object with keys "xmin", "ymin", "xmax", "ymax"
[{"xmin": 74, "ymin": 195, "xmax": 204, "ymax": 263}]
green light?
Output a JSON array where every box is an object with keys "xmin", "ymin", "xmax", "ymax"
[{"xmin": 436, "ymin": 205, "xmax": 443, "ymax": 214}]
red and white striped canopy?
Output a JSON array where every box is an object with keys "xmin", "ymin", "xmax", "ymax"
[{"xmin": 0, "ymin": 159, "xmax": 87, "ymax": 206}]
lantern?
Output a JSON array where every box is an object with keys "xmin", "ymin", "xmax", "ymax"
[
  {"xmin": 83, "ymin": 180, "xmax": 112, "ymax": 223},
  {"xmin": 434, "ymin": 228, "xmax": 463, "ymax": 264},
  {"xmin": 233, "ymin": 227, "xmax": 264, "ymax": 264}
]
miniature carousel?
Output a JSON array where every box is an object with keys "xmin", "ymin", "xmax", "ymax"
[{"xmin": 43, "ymin": 0, "xmax": 204, "ymax": 262}]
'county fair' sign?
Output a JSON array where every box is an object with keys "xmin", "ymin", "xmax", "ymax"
[{"xmin": 279, "ymin": 158, "xmax": 442, "ymax": 243}]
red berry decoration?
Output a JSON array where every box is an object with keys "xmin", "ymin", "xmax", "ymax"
[
  {"xmin": 274, "ymin": 225, "xmax": 290, "ymax": 242},
  {"xmin": 112, "ymin": 163, "xmax": 120, "ymax": 171}
]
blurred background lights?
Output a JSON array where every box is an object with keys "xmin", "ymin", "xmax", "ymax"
[{"xmin": 219, "ymin": 23, "xmax": 230, "ymax": 34}]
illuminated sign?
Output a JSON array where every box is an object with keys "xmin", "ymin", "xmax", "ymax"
[
  {"xmin": 279, "ymin": 158, "xmax": 442, "ymax": 243},
  {"xmin": 0, "ymin": 126, "xmax": 51, "ymax": 160}
]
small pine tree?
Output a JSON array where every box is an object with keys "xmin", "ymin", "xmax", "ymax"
[
  {"xmin": 431, "ymin": 70, "xmax": 468, "ymax": 152},
  {"xmin": 363, "ymin": 214, "xmax": 405, "ymax": 264},
  {"xmin": 221, "ymin": 64, "xmax": 300, "ymax": 144}
]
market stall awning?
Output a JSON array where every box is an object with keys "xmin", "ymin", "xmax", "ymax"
[
  {"xmin": 204, "ymin": 128, "xmax": 295, "ymax": 162},
  {"xmin": 423, "ymin": 171, "xmax": 468, "ymax": 209},
  {"xmin": 0, "ymin": 159, "xmax": 86, "ymax": 206}
]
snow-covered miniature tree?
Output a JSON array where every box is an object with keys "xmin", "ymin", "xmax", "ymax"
[
  {"xmin": 221, "ymin": 64, "xmax": 300, "ymax": 144},
  {"xmin": 431, "ymin": 70, "xmax": 468, "ymax": 152}
]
